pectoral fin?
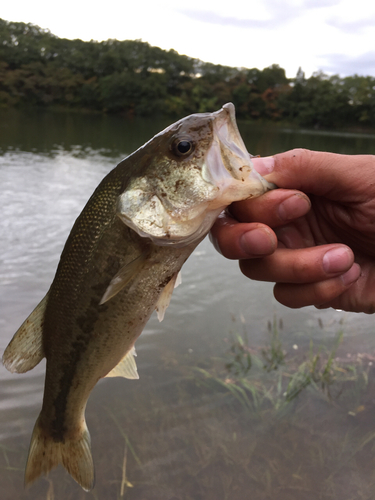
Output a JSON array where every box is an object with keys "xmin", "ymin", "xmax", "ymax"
[
  {"xmin": 2, "ymin": 293, "xmax": 48, "ymax": 373},
  {"xmin": 105, "ymin": 347, "xmax": 139, "ymax": 379},
  {"xmin": 100, "ymin": 252, "xmax": 149, "ymax": 305},
  {"xmin": 155, "ymin": 271, "xmax": 181, "ymax": 322}
]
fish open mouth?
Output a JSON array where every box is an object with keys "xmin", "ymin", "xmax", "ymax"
[
  {"xmin": 117, "ymin": 103, "xmax": 275, "ymax": 247},
  {"xmin": 204, "ymin": 103, "xmax": 275, "ymax": 209},
  {"xmin": 213, "ymin": 103, "xmax": 251, "ymax": 169}
]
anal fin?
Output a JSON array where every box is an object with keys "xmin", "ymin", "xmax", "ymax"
[
  {"xmin": 105, "ymin": 347, "xmax": 139, "ymax": 379},
  {"xmin": 2, "ymin": 293, "xmax": 48, "ymax": 373}
]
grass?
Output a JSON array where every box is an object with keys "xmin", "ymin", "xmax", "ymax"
[{"xmin": 195, "ymin": 319, "xmax": 359, "ymax": 418}]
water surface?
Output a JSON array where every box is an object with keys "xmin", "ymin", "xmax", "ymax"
[{"xmin": 1, "ymin": 109, "xmax": 375, "ymax": 500}]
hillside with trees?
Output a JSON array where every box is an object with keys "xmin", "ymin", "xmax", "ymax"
[{"xmin": 1, "ymin": 19, "xmax": 374, "ymax": 129}]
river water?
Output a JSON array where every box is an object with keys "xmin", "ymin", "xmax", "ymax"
[{"xmin": 1, "ymin": 108, "xmax": 375, "ymax": 500}]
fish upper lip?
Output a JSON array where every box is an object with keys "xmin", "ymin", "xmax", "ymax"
[
  {"xmin": 212, "ymin": 103, "xmax": 250, "ymax": 162},
  {"xmin": 202, "ymin": 103, "xmax": 252, "ymax": 187}
]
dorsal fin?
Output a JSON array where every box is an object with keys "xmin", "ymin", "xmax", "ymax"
[
  {"xmin": 105, "ymin": 347, "xmax": 139, "ymax": 379},
  {"xmin": 3, "ymin": 293, "xmax": 48, "ymax": 373}
]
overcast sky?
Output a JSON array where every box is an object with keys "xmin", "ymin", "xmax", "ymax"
[{"xmin": 2, "ymin": 0, "xmax": 375, "ymax": 78}]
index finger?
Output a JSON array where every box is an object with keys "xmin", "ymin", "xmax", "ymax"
[{"xmin": 253, "ymin": 149, "xmax": 375, "ymax": 201}]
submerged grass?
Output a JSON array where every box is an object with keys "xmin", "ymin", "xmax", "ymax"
[
  {"xmin": 194, "ymin": 321, "xmax": 356, "ymax": 419},
  {"xmin": 104, "ymin": 317, "xmax": 375, "ymax": 500},
  {"xmin": 2, "ymin": 316, "xmax": 375, "ymax": 499}
]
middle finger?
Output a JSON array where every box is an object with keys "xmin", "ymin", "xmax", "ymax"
[{"xmin": 240, "ymin": 245, "xmax": 355, "ymax": 283}]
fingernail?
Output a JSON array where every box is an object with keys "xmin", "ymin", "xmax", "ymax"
[
  {"xmin": 252, "ymin": 156, "xmax": 275, "ymax": 175},
  {"xmin": 278, "ymin": 194, "xmax": 311, "ymax": 221},
  {"xmin": 341, "ymin": 263, "xmax": 361, "ymax": 286},
  {"xmin": 322, "ymin": 247, "xmax": 352, "ymax": 274},
  {"xmin": 240, "ymin": 228, "xmax": 275, "ymax": 256}
]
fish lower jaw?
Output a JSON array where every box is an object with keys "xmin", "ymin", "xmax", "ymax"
[
  {"xmin": 125, "ymin": 210, "xmax": 219, "ymax": 247},
  {"xmin": 118, "ymin": 202, "xmax": 217, "ymax": 247}
]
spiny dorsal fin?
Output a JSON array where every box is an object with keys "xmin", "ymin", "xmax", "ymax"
[
  {"xmin": 2, "ymin": 293, "xmax": 48, "ymax": 373},
  {"xmin": 105, "ymin": 347, "xmax": 139, "ymax": 379},
  {"xmin": 100, "ymin": 252, "xmax": 149, "ymax": 305},
  {"xmin": 155, "ymin": 271, "xmax": 181, "ymax": 322}
]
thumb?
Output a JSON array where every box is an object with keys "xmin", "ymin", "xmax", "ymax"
[{"xmin": 252, "ymin": 149, "xmax": 374, "ymax": 200}]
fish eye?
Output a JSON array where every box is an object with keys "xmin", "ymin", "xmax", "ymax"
[
  {"xmin": 171, "ymin": 138, "xmax": 194, "ymax": 157},
  {"xmin": 177, "ymin": 141, "xmax": 192, "ymax": 154}
]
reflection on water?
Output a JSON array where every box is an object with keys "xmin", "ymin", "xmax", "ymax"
[{"xmin": 1, "ymin": 109, "xmax": 375, "ymax": 499}]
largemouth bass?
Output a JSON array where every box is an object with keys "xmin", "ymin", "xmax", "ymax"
[{"xmin": 2, "ymin": 103, "xmax": 275, "ymax": 491}]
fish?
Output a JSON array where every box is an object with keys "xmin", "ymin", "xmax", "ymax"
[{"xmin": 2, "ymin": 103, "xmax": 275, "ymax": 491}]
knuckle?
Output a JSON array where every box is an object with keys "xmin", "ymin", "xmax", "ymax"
[{"xmin": 291, "ymin": 254, "xmax": 316, "ymax": 282}]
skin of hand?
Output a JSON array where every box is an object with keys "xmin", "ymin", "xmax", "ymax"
[{"xmin": 210, "ymin": 149, "xmax": 375, "ymax": 313}]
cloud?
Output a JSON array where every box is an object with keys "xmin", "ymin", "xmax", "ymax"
[
  {"xmin": 319, "ymin": 51, "xmax": 375, "ymax": 76},
  {"xmin": 178, "ymin": 1, "xmax": 343, "ymax": 34},
  {"xmin": 179, "ymin": 9, "xmax": 276, "ymax": 29},
  {"xmin": 327, "ymin": 14, "xmax": 375, "ymax": 33},
  {"xmin": 303, "ymin": 0, "xmax": 340, "ymax": 7},
  {"xmin": 178, "ymin": 2, "xmax": 302, "ymax": 30}
]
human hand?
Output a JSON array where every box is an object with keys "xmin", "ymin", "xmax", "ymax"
[{"xmin": 210, "ymin": 149, "xmax": 375, "ymax": 313}]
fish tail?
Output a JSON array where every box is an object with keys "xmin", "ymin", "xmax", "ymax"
[{"xmin": 25, "ymin": 415, "xmax": 95, "ymax": 491}]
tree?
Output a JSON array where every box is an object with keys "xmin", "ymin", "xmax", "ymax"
[{"xmin": 0, "ymin": 18, "xmax": 374, "ymax": 128}]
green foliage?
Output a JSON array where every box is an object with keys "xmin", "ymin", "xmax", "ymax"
[
  {"xmin": 283, "ymin": 332, "xmax": 344, "ymax": 402},
  {"xmin": 225, "ymin": 332, "xmax": 252, "ymax": 377},
  {"xmin": 261, "ymin": 316, "xmax": 285, "ymax": 372},
  {"xmin": 0, "ymin": 18, "xmax": 374, "ymax": 128},
  {"xmin": 197, "ymin": 321, "xmax": 369, "ymax": 419}
]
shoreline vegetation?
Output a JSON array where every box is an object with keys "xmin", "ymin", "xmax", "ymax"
[{"xmin": 1, "ymin": 19, "xmax": 375, "ymax": 131}]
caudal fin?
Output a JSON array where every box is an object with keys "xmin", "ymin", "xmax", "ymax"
[{"xmin": 25, "ymin": 415, "xmax": 95, "ymax": 491}]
